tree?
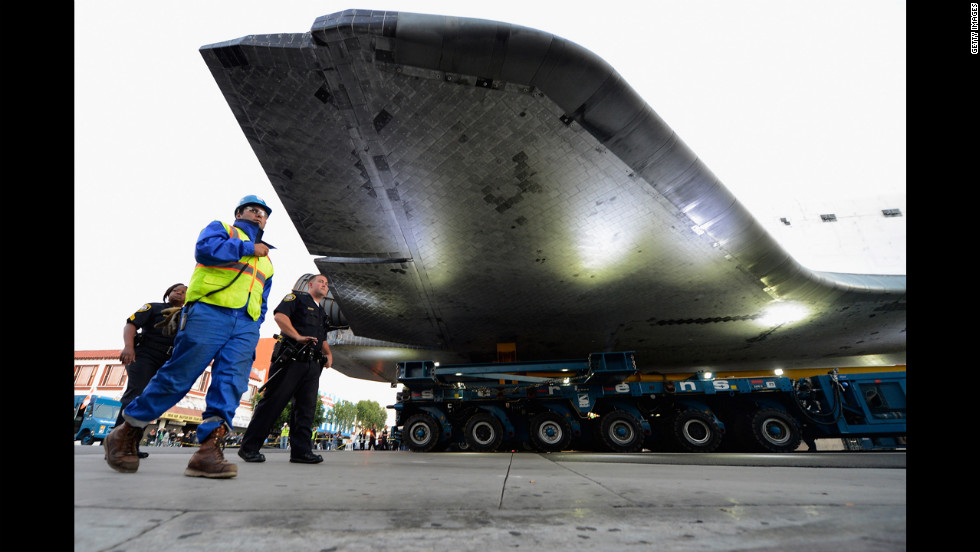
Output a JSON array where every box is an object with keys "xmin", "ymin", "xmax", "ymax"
[
  {"xmin": 313, "ymin": 398, "xmax": 325, "ymax": 428},
  {"xmin": 355, "ymin": 400, "xmax": 388, "ymax": 433},
  {"xmin": 330, "ymin": 400, "xmax": 358, "ymax": 434}
]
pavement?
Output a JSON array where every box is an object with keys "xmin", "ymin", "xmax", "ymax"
[{"xmin": 74, "ymin": 446, "xmax": 906, "ymax": 551}]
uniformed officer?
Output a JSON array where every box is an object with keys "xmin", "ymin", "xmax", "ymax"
[
  {"xmin": 104, "ymin": 194, "xmax": 275, "ymax": 478},
  {"xmin": 116, "ymin": 283, "xmax": 188, "ymax": 458},
  {"xmin": 238, "ymin": 273, "xmax": 334, "ymax": 464}
]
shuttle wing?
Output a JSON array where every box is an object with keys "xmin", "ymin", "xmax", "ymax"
[{"xmin": 200, "ymin": 10, "xmax": 905, "ymax": 383}]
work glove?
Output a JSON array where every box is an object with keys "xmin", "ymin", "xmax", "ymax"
[{"xmin": 154, "ymin": 306, "xmax": 183, "ymax": 336}]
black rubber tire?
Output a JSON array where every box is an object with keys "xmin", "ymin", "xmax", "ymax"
[
  {"xmin": 404, "ymin": 413, "xmax": 441, "ymax": 452},
  {"xmin": 746, "ymin": 408, "xmax": 802, "ymax": 452},
  {"xmin": 599, "ymin": 410, "xmax": 644, "ymax": 452},
  {"xmin": 464, "ymin": 412, "xmax": 504, "ymax": 452},
  {"xmin": 528, "ymin": 411, "xmax": 572, "ymax": 452},
  {"xmin": 669, "ymin": 409, "xmax": 723, "ymax": 452},
  {"xmin": 81, "ymin": 432, "xmax": 95, "ymax": 446}
]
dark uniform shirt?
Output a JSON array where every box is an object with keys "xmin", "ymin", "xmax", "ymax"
[
  {"xmin": 126, "ymin": 302, "xmax": 176, "ymax": 355},
  {"xmin": 274, "ymin": 292, "xmax": 330, "ymax": 359}
]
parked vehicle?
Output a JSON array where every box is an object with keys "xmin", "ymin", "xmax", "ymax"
[{"xmin": 74, "ymin": 395, "xmax": 122, "ymax": 445}]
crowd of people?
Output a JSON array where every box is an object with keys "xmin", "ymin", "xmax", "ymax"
[
  {"xmin": 251, "ymin": 427, "xmax": 403, "ymax": 451},
  {"xmin": 309, "ymin": 428, "xmax": 402, "ymax": 451},
  {"xmin": 344, "ymin": 428, "xmax": 395, "ymax": 450},
  {"xmin": 134, "ymin": 425, "xmax": 405, "ymax": 451},
  {"xmin": 141, "ymin": 428, "xmax": 199, "ymax": 447},
  {"xmin": 133, "ymin": 426, "xmax": 404, "ymax": 451}
]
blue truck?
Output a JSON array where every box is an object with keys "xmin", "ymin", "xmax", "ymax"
[
  {"xmin": 390, "ymin": 351, "xmax": 906, "ymax": 453},
  {"xmin": 73, "ymin": 395, "xmax": 123, "ymax": 445}
]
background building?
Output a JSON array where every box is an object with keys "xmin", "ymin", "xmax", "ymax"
[
  {"xmin": 75, "ymin": 338, "xmax": 281, "ymax": 436},
  {"xmin": 75, "ymin": 337, "xmax": 375, "ymax": 446}
]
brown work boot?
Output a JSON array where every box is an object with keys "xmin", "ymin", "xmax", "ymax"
[
  {"xmin": 184, "ymin": 425, "xmax": 237, "ymax": 478},
  {"xmin": 103, "ymin": 421, "xmax": 144, "ymax": 473}
]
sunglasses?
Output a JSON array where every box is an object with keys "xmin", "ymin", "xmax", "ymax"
[{"xmin": 244, "ymin": 206, "xmax": 269, "ymax": 219}]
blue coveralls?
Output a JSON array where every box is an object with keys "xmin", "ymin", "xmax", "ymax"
[{"xmin": 122, "ymin": 219, "xmax": 273, "ymax": 442}]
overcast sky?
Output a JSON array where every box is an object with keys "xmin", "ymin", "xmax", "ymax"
[{"xmin": 74, "ymin": 1, "xmax": 906, "ymax": 413}]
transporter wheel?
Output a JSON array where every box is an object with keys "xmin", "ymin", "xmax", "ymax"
[
  {"xmin": 80, "ymin": 432, "xmax": 95, "ymax": 446},
  {"xmin": 529, "ymin": 411, "xmax": 572, "ymax": 452},
  {"xmin": 599, "ymin": 410, "xmax": 644, "ymax": 452},
  {"xmin": 464, "ymin": 412, "xmax": 504, "ymax": 452},
  {"xmin": 404, "ymin": 413, "xmax": 441, "ymax": 452},
  {"xmin": 669, "ymin": 409, "xmax": 723, "ymax": 452},
  {"xmin": 746, "ymin": 408, "xmax": 802, "ymax": 453}
]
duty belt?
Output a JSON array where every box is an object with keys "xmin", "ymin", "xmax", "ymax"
[{"xmin": 280, "ymin": 337, "xmax": 321, "ymax": 363}]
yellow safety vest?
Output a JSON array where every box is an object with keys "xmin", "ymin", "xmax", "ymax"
[{"xmin": 186, "ymin": 221, "xmax": 274, "ymax": 321}]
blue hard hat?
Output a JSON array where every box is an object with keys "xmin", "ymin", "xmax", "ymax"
[{"xmin": 235, "ymin": 194, "xmax": 272, "ymax": 217}]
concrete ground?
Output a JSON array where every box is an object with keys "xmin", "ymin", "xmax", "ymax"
[{"xmin": 74, "ymin": 446, "xmax": 905, "ymax": 551}]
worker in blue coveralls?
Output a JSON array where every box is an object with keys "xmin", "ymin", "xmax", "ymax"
[{"xmin": 103, "ymin": 195, "xmax": 275, "ymax": 479}]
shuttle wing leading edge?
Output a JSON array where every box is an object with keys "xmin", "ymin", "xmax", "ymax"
[{"xmin": 200, "ymin": 10, "xmax": 905, "ymax": 383}]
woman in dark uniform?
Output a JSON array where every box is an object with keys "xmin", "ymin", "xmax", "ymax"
[{"xmin": 116, "ymin": 283, "xmax": 187, "ymax": 458}]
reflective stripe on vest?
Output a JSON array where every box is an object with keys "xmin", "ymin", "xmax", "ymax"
[{"xmin": 186, "ymin": 221, "xmax": 274, "ymax": 321}]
